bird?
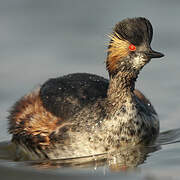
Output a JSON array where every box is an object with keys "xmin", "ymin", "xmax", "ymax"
[{"xmin": 8, "ymin": 17, "xmax": 164, "ymax": 160}]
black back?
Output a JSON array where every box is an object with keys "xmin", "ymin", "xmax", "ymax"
[{"xmin": 40, "ymin": 73, "xmax": 109, "ymax": 119}]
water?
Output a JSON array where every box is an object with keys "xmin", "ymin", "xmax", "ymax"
[
  {"xmin": 0, "ymin": 131, "xmax": 180, "ymax": 180},
  {"xmin": 0, "ymin": 0, "xmax": 180, "ymax": 179}
]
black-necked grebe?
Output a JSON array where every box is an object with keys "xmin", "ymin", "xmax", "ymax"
[{"xmin": 8, "ymin": 17, "xmax": 164, "ymax": 160}]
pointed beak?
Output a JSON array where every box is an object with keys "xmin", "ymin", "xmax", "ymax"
[{"xmin": 144, "ymin": 49, "xmax": 164, "ymax": 59}]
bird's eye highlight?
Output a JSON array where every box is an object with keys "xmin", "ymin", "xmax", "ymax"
[{"xmin": 129, "ymin": 44, "xmax": 136, "ymax": 51}]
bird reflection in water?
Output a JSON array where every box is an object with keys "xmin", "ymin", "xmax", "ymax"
[
  {"xmin": 25, "ymin": 144, "xmax": 160, "ymax": 171},
  {"xmin": 1, "ymin": 128, "xmax": 180, "ymax": 171}
]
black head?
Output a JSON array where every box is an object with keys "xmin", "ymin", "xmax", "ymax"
[
  {"xmin": 114, "ymin": 17, "xmax": 153, "ymax": 46},
  {"xmin": 107, "ymin": 17, "xmax": 164, "ymax": 76}
]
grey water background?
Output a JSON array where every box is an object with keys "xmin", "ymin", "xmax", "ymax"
[{"xmin": 0, "ymin": 0, "xmax": 180, "ymax": 179}]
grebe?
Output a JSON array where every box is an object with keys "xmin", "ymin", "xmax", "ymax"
[{"xmin": 8, "ymin": 17, "xmax": 164, "ymax": 160}]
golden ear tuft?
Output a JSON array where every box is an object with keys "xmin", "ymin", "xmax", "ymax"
[{"xmin": 106, "ymin": 32, "xmax": 130, "ymax": 73}]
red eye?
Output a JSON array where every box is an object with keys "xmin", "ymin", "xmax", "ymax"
[{"xmin": 129, "ymin": 44, "xmax": 136, "ymax": 51}]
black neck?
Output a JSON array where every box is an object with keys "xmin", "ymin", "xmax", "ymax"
[{"xmin": 107, "ymin": 69, "xmax": 139, "ymax": 104}]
